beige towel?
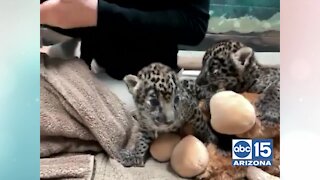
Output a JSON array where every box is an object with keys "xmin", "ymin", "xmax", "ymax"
[
  {"xmin": 40, "ymin": 154, "xmax": 94, "ymax": 180},
  {"xmin": 93, "ymin": 153, "xmax": 186, "ymax": 180},
  {"xmin": 40, "ymin": 53, "xmax": 140, "ymax": 179}
]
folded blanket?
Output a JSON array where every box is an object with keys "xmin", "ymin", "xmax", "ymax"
[
  {"xmin": 40, "ymin": 154, "xmax": 94, "ymax": 180},
  {"xmin": 40, "ymin": 53, "xmax": 140, "ymax": 179},
  {"xmin": 93, "ymin": 153, "xmax": 186, "ymax": 180}
]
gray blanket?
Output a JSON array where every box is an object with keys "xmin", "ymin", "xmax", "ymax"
[{"xmin": 40, "ymin": 53, "xmax": 140, "ymax": 179}]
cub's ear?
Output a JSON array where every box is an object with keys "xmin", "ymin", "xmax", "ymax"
[
  {"xmin": 231, "ymin": 46, "xmax": 254, "ymax": 72},
  {"xmin": 123, "ymin": 74, "xmax": 141, "ymax": 95}
]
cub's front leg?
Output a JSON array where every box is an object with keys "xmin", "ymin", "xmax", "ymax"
[
  {"xmin": 119, "ymin": 130, "xmax": 153, "ymax": 167},
  {"xmin": 255, "ymin": 81, "xmax": 280, "ymax": 127}
]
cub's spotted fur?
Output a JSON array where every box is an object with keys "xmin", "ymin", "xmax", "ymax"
[
  {"xmin": 196, "ymin": 39, "xmax": 280, "ymax": 128},
  {"xmin": 120, "ymin": 63, "xmax": 219, "ymax": 167}
]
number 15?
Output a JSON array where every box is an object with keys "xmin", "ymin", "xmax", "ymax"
[{"xmin": 254, "ymin": 142, "xmax": 272, "ymax": 158}]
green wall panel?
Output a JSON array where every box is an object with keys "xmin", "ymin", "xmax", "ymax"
[{"xmin": 208, "ymin": 0, "xmax": 280, "ymax": 33}]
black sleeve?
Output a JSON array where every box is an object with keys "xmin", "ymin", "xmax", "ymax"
[
  {"xmin": 97, "ymin": 0, "xmax": 210, "ymax": 45},
  {"xmin": 41, "ymin": 25, "xmax": 96, "ymax": 39}
]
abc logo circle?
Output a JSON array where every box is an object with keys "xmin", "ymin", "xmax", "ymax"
[{"xmin": 234, "ymin": 141, "xmax": 251, "ymax": 158}]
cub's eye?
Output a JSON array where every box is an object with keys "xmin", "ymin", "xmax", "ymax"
[
  {"xmin": 174, "ymin": 96, "xmax": 180, "ymax": 104},
  {"xmin": 212, "ymin": 69, "xmax": 219, "ymax": 75},
  {"xmin": 149, "ymin": 99, "xmax": 160, "ymax": 106}
]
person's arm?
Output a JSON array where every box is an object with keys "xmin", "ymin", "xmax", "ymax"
[
  {"xmin": 40, "ymin": 0, "xmax": 209, "ymax": 45},
  {"xmin": 40, "ymin": 0, "xmax": 97, "ymax": 38},
  {"xmin": 97, "ymin": 0, "xmax": 210, "ymax": 45}
]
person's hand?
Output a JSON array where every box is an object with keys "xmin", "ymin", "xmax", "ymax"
[{"xmin": 40, "ymin": 0, "xmax": 98, "ymax": 29}]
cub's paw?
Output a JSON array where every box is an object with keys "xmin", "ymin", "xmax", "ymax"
[
  {"xmin": 119, "ymin": 149, "xmax": 145, "ymax": 167},
  {"xmin": 259, "ymin": 110, "xmax": 279, "ymax": 125}
]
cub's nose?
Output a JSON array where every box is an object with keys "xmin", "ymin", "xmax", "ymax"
[
  {"xmin": 165, "ymin": 117, "xmax": 174, "ymax": 124},
  {"xmin": 158, "ymin": 114, "xmax": 175, "ymax": 124},
  {"xmin": 158, "ymin": 114, "xmax": 167, "ymax": 123}
]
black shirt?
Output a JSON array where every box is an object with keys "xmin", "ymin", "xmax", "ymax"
[{"xmin": 43, "ymin": 0, "xmax": 210, "ymax": 80}]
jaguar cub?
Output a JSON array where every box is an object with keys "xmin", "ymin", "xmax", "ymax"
[
  {"xmin": 196, "ymin": 40, "xmax": 280, "ymax": 128},
  {"xmin": 120, "ymin": 63, "xmax": 218, "ymax": 167}
]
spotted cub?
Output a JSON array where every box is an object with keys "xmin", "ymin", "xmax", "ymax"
[
  {"xmin": 120, "ymin": 63, "xmax": 219, "ymax": 167},
  {"xmin": 196, "ymin": 40, "xmax": 280, "ymax": 128}
]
